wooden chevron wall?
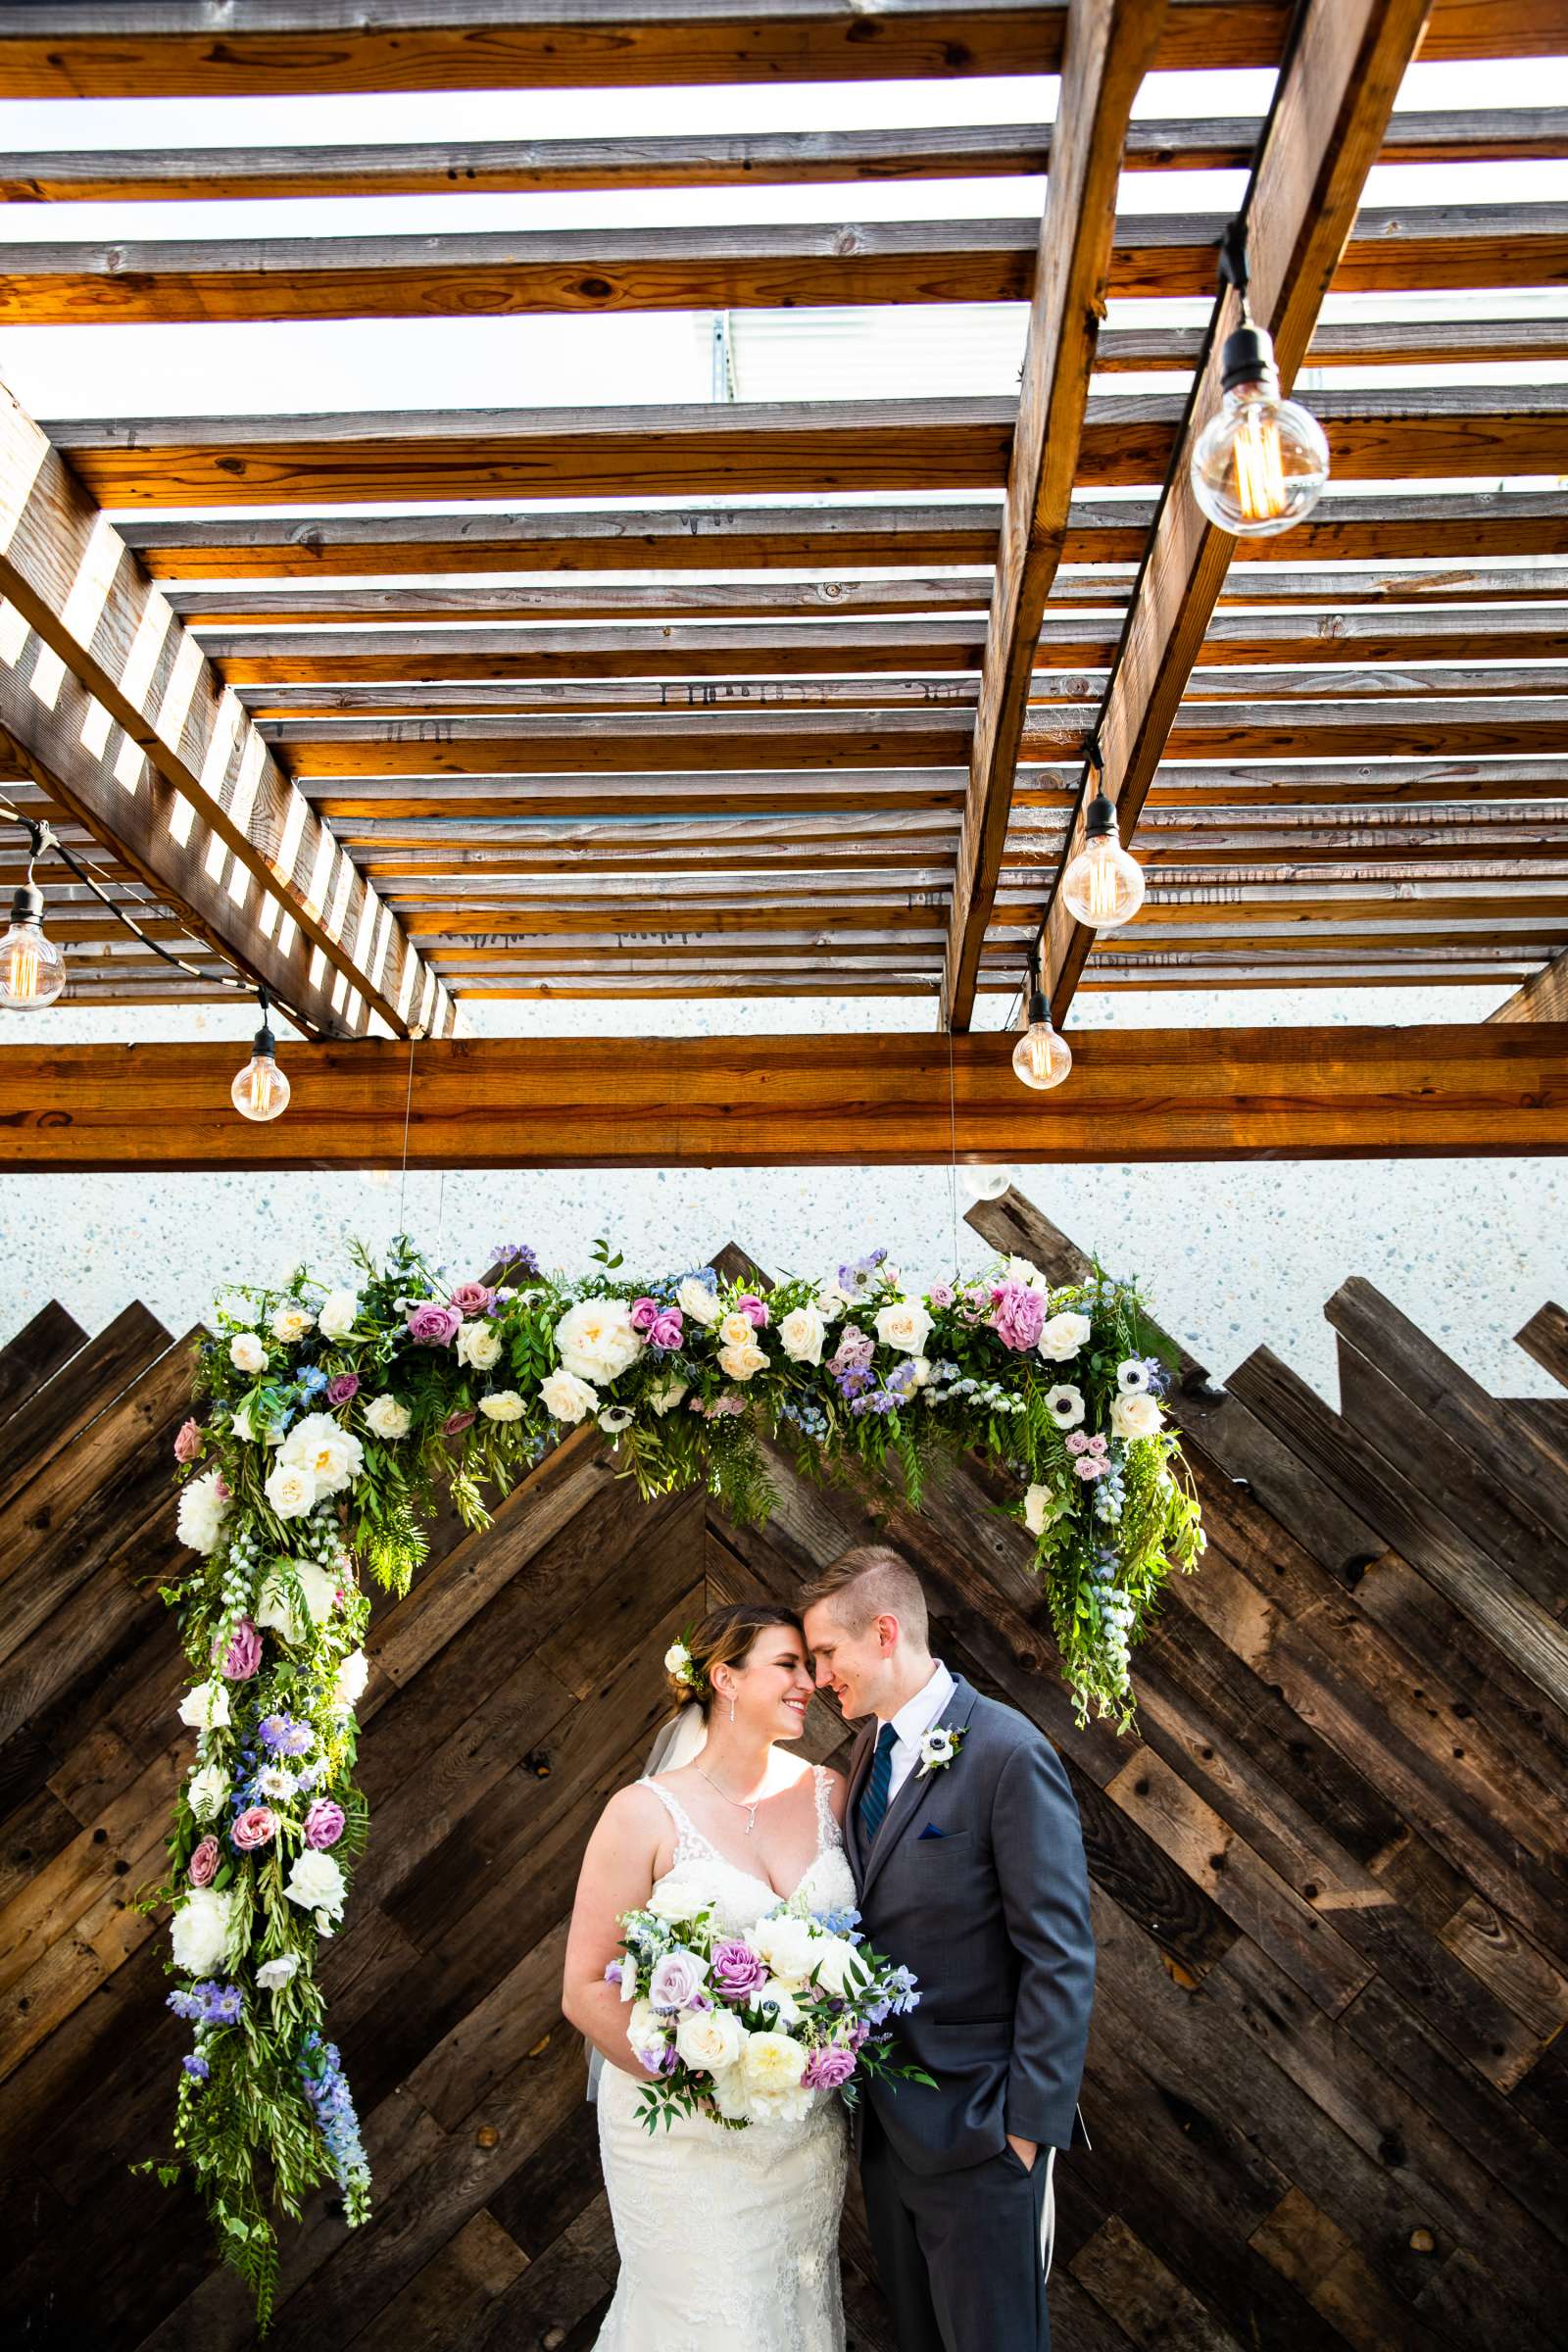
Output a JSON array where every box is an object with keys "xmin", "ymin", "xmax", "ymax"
[{"xmin": 0, "ymin": 1204, "xmax": 1565, "ymax": 2350}]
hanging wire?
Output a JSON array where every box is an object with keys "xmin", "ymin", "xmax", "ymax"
[
  {"xmin": 946, "ymin": 1012, "xmax": 960, "ymax": 1278},
  {"xmin": 396, "ymin": 1028, "xmax": 417, "ymax": 1240},
  {"xmin": 0, "ymin": 802, "xmax": 257, "ymax": 998}
]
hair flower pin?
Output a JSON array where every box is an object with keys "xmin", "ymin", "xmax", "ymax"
[
  {"xmin": 663, "ymin": 1637, "xmax": 708, "ymax": 1699},
  {"xmin": 915, "ymin": 1725, "xmax": 966, "ymax": 1779}
]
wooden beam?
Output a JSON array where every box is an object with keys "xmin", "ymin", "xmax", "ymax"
[
  {"xmin": 44, "ymin": 388, "xmax": 1568, "ymax": 510},
  {"xmin": 119, "ymin": 487, "xmax": 1568, "ymax": 582},
  {"xmin": 0, "ymin": 1024, "xmax": 1562, "ymax": 1168},
  {"xmin": 1488, "ymin": 950, "xmax": 1568, "ymax": 1022},
  {"xmin": 0, "ymin": 375, "xmax": 453, "ymax": 1040},
  {"xmin": 5, "ymin": 206, "xmax": 1561, "ymax": 325},
  {"xmin": 1038, "ymin": 0, "xmax": 1441, "ymax": 1031}
]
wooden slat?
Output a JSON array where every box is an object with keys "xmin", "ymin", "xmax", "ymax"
[
  {"xmin": 0, "ymin": 378, "xmax": 452, "ymax": 1040},
  {"xmin": 1035, "ymin": 0, "xmax": 1442, "ymax": 1030},
  {"xmin": 0, "ymin": 1023, "xmax": 1563, "ymax": 1168},
  {"xmin": 1489, "ymin": 948, "xmax": 1568, "ymax": 1022},
  {"xmin": 0, "ymin": 1304, "xmax": 86, "ymax": 1432},
  {"xmin": 7, "ymin": 108, "xmax": 1565, "ymax": 204},
  {"xmin": 44, "ymin": 388, "xmax": 1568, "ymax": 509}
]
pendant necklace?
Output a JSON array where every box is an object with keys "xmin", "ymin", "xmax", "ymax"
[{"xmin": 695, "ymin": 1762, "xmax": 764, "ymax": 1836}]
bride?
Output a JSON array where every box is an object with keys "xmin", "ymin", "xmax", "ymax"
[{"xmin": 563, "ymin": 1602, "xmax": 855, "ymax": 2350}]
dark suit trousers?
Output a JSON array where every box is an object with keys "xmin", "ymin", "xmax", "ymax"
[{"xmin": 860, "ymin": 2103, "xmax": 1054, "ymax": 2352}]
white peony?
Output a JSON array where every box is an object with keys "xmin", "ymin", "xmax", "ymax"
[
  {"xmin": 270, "ymin": 1304, "xmax": 315, "ymax": 1345},
  {"xmin": 364, "ymin": 1393, "xmax": 413, "ymax": 1441},
  {"xmin": 1004, "ymin": 1254, "xmax": 1051, "ymax": 1296},
  {"xmin": 256, "ymin": 1560, "xmax": 339, "ymax": 1646},
  {"xmin": 1045, "ymin": 1383, "xmax": 1085, "ymax": 1430},
  {"xmin": 1023, "ymin": 1482, "xmax": 1067, "ymax": 1537},
  {"xmin": 676, "ymin": 2006, "xmax": 746, "ymax": 2077},
  {"xmin": 777, "ymin": 1303, "xmax": 827, "ymax": 1366},
  {"xmin": 740, "ymin": 2030, "xmax": 811, "ymax": 2121},
  {"xmin": 478, "ymin": 1389, "xmax": 526, "ymax": 1422},
  {"xmin": 171, "ymin": 1885, "xmax": 237, "ymax": 1977},
  {"xmin": 710, "ymin": 2066, "xmax": 753, "ymax": 2123},
  {"xmin": 875, "ymin": 1298, "xmax": 933, "ymax": 1357},
  {"xmin": 646, "ymin": 1880, "xmax": 707, "ymax": 1923},
  {"xmin": 176, "ymin": 1467, "xmax": 229, "ymax": 1555},
  {"xmin": 264, "ymin": 1457, "xmax": 317, "ymax": 1520},
  {"xmin": 228, "ymin": 1331, "xmax": 267, "ymax": 1375},
  {"xmin": 1038, "ymin": 1311, "xmax": 1093, "ymax": 1362},
  {"xmin": 186, "ymin": 1761, "xmax": 229, "ymax": 1822},
  {"xmin": 176, "ymin": 1679, "xmax": 230, "ymax": 1732},
  {"xmin": 540, "ymin": 1367, "xmax": 599, "ymax": 1424},
  {"xmin": 808, "ymin": 1936, "xmax": 863, "ymax": 1998},
  {"xmin": 456, "ymin": 1319, "xmax": 503, "ymax": 1371},
  {"xmin": 283, "ymin": 1847, "xmax": 346, "ymax": 1920},
  {"xmin": 1111, "ymin": 1391, "xmax": 1164, "ymax": 1442},
  {"xmin": 747, "ymin": 1914, "xmax": 820, "ymax": 1989},
  {"xmin": 332, "ymin": 1647, "xmax": 369, "ymax": 1712},
  {"xmin": 256, "ymin": 1952, "xmax": 301, "ymax": 1992},
  {"xmin": 280, "ymin": 1410, "xmax": 364, "ymax": 1497},
  {"xmin": 554, "ymin": 1298, "xmax": 643, "ymax": 1386},
  {"xmin": 648, "ymin": 1377, "xmax": 688, "ymax": 1417},
  {"xmin": 677, "ymin": 1278, "xmax": 722, "ymax": 1327},
  {"xmin": 316, "ymin": 1290, "xmax": 360, "ymax": 1342}
]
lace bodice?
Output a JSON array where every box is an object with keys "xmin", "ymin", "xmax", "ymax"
[{"xmin": 638, "ymin": 1764, "xmax": 856, "ymax": 1932}]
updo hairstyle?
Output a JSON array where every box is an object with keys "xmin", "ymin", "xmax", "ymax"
[{"xmin": 663, "ymin": 1602, "xmax": 805, "ymax": 1719}]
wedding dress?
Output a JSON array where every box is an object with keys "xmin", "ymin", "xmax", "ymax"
[{"xmin": 593, "ymin": 1763, "xmax": 855, "ymax": 2352}]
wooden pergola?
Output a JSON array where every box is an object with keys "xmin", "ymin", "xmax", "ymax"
[{"xmin": 0, "ymin": 0, "xmax": 1566, "ymax": 1162}]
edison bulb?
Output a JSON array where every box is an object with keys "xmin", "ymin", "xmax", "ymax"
[
  {"xmin": 0, "ymin": 911, "xmax": 67, "ymax": 1009},
  {"xmin": 1061, "ymin": 834, "xmax": 1146, "ymax": 930},
  {"xmin": 231, "ymin": 1049, "xmax": 290, "ymax": 1122},
  {"xmin": 961, "ymin": 1165, "xmax": 1012, "ymax": 1203},
  {"xmin": 1012, "ymin": 1015, "xmax": 1072, "ymax": 1093},
  {"xmin": 1191, "ymin": 377, "xmax": 1329, "ymax": 537}
]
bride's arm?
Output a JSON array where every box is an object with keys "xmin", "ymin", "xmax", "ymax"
[{"xmin": 562, "ymin": 1784, "xmax": 668, "ymax": 2078}]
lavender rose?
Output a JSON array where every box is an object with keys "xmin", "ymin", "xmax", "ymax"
[
  {"xmin": 710, "ymin": 1939, "xmax": 769, "ymax": 2001},
  {"xmin": 173, "ymin": 1417, "xmax": 203, "ymax": 1465},
  {"xmin": 406, "ymin": 1301, "xmax": 462, "ymax": 1348},
  {"xmin": 649, "ymin": 1308, "xmax": 684, "ymax": 1351},
  {"xmin": 220, "ymin": 1616, "xmax": 263, "ymax": 1682},
  {"xmin": 628, "ymin": 1295, "xmax": 662, "ymax": 1334},
  {"xmin": 230, "ymin": 1806, "xmax": 277, "ymax": 1852},
  {"xmin": 187, "ymin": 1834, "xmax": 220, "ymax": 1887},
  {"xmin": 648, "ymin": 1948, "xmax": 710, "ymax": 2012},
  {"xmin": 802, "ymin": 2046, "xmax": 857, "ymax": 2091},
  {"xmin": 325, "ymin": 1372, "xmax": 360, "ymax": 1406},
  {"xmin": 304, "ymin": 1797, "xmax": 346, "ymax": 1850},
  {"xmin": 449, "ymin": 1282, "xmax": 496, "ymax": 1318},
  {"xmin": 735, "ymin": 1294, "xmax": 770, "ymax": 1329}
]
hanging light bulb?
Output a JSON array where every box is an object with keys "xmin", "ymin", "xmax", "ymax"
[
  {"xmin": 1060, "ymin": 742, "xmax": 1145, "ymax": 931},
  {"xmin": 0, "ymin": 823, "xmax": 67, "ymax": 1010},
  {"xmin": 1189, "ymin": 219, "xmax": 1328, "ymax": 538},
  {"xmin": 1011, "ymin": 964, "xmax": 1072, "ymax": 1093},
  {"xmin": 231, "ymin": 990, "xmax": 290, "ymax": 1122},
  {"xmin": 960, "ymin": 1165, "xmax": 1013, "ymax": 1204}
]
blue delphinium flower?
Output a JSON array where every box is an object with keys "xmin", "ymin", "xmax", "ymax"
[
  {"xmin": 182, "ymin": 2053, "xmax": 210, "ymax": 2082},
  {"xmin": 297, "ymin": 1365, "xmax": 328, "ymax": 1396},
  {"xmin": 299, "ymin": 2033, "xmax": 370, "ymax": 2199}
]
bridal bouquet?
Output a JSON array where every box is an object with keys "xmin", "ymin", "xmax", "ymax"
[{"xmin": 609, "ymin": 1890, "xmax": 927, "ymax": 2130}]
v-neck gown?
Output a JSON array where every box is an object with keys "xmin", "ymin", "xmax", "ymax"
[{"xmin": 593, "ymin": 1767, "xmax": 854, "ymax": 2352}]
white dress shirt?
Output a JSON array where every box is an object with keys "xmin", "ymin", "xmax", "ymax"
[{"xmin": 878, "ymin": 1659, "xmax": 956, "ymax": 1808}]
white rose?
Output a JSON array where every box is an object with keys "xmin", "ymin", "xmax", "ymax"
[
  {"xmin": 283, "ymin": 1847, "xmax": 346, "ymax": 1919},
  {"xmin": 478, "ymin": 1389, "xmax": 526, "ymax": 1422},
  {"xmin": 171, "ymin": 1885, "xmax": 237, "ymax": 1977},
  {"xmin": 646, "ymin": 1881, "xmax": 707, "ymax": 1923},
  {"xmin": 280, "ymin": 1410, "xmax": 364, "ymax": 1496},
  {"xmin": 676, "ymin": 1278, "xmax": 722, "ymax": 1327},
  {"xmin": 332, "ymin": 1647, "xmax": 369, "ymax": 1712},
  {"xmin": 1004, "ymin": 1254, "xmax": 1051, "ymax": 1296},
  {"xmin": 814, "ymin": 1280, "xmax": 854, "ymax": 1323},
  {"xmin": 540, "ymin": 1367, "xmax": 599, "ymax": 1424},
  {"xmin": 256, "ymin": 1952, "xmax": 301, "ymax": 1992},
  {"xmin": 456, "ymin": 1319, "xmax": 503, "ymax": 1371},
  {"xmin": 1111, "ymin": 1391, "xmax": 1164, "ymax": 1442},
  {"xmin": 649, "ymin": 1377, "xmax": 688, "ymax": 1417},
  {"xmin": 176, "ymin": 1679, "xmax": 230, "ymax": 1732},
  {"xmin": 1045, "ymin": 1383, "xmax": 1085, "ymax": 1430},
  {"xmin": 676, "ymin": 2006, "xmax": 746, "ymax": 2077},
  {"xmin": 316, "ymin": 1290, "xmax": 360, "ymax": 1342},
  {"xmin": 1023, "ymin": 1481, "xmax": 1067, "ymax": 1537},
  {"xmin": 777, "ymin": 1303, "xmax": 827, "ymax": 1366},
  {"xmin": 176, "ymin": 1467, "xmax": 229, "ymax": 1556},
  {"xmin": 875, "ymin": 1298, "xmax": 933, "ymax": 1356},
  {"xmin": 228, "ymin": 1331, "xmax": 267, "ymax": 1375},
  {"xmin": 626, "ymin": 1998, "xmax": 668, "ymax": 2071},
  {"xmin": 717, "ymin": 1339, "xmax": 768, "ymax": 1382},
  {"xmin": 364, "ymin": 1393, "xmax": 412, "ymax": 1441},
  {"xmin": 186, "ymin": 1762, "xmax": 228, "ymax": 1822},
  {"xmin": 554, "ymin": 1298, "xmax": 643, "ymax": 1386},
  {"xmin": 264, "ymin": 1457, "xmax": 317, "ymax": 1520},
  {"xmin": 270, "ymin": 1304, "xmax": 315, "ymax": 1345},
  {"xmin": 717, "ymin": 1309, "xmax": 755, "ymax": 1350},
  {"xmin": 255, "ymin": 1560, "xmax": 337, "ymax": 1646},
  {"xmin": 747, "ymin": 1914, "xmax": 819, "ymax": 1989},
  {"xmin": 1037, "ymin": 1312, "xmax": 1092, "ymax": 1362},
  {"xmin": 808, "ymin": 1937, "xmax": 863, "ymax": 1998}
]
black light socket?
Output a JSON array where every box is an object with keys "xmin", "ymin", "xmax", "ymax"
[
  {"xmin": 1219, "ymin": 317, "xmax": 1279, "ymax": 395},
  {"xmin": 1083, "ymin": 786, "xmax": 1118, "ymax": 842},
  {"xmin": 8, "ymin": 882, "xmax": 45, "ymax": 927}
]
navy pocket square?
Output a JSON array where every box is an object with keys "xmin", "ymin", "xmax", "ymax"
[{"xmin": 918, "ymin": 1823, "xmax": 946, "ymax": 1839}]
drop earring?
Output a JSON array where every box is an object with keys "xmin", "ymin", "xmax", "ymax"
[{"xmin": 728, "ymin": 1695, "xmax": 736, "ymax": 1725}]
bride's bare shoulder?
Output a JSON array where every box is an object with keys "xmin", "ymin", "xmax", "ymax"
[{"xmin": 594, "ymin": 1778, "xmax": 669, "ymax": 1845}]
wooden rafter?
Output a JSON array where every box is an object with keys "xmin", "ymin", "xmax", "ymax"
[
  {"xmin": 1489, "ymin": 951, "xmax": 1568, "ymax": 1023},
  {"xmin": 0, "ymin": 378, "xmax": 453, "ymax": 1041},
  {"xmin": 1037, "ymin": 0, "xmax": 1441, "ymax": 1030}
]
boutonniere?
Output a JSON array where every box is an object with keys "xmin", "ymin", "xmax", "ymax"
[{"xmin": 915, "ymin": 1726, "xmax": 967, "ymax": 1779}]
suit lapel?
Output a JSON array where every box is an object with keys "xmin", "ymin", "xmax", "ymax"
[{"xmin": 859, "ymin": 1676, "xmax": 978, "ymax": 1903}]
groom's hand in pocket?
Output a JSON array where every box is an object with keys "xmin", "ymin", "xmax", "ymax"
[{"xmin": 1006, "ymin": 2133, "xmax": 1038, "ymax": 2173}]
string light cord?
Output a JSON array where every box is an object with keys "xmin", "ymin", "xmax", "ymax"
[{"xmin": 0, "ymin": 803, "xmax": 256, "ymax": 997}]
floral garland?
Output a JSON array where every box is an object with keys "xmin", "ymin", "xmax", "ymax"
[{"xmin": 138, "ymin": 1234, "xmax": 1203, "ymax": 2326}]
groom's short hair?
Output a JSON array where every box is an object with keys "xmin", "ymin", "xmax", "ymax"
[{"xmin": 803, "ymin": 1545, "xmax": 929, "ymax": 1649}]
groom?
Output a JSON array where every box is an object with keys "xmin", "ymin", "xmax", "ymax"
[{"xmin": 802, "ymin": 1545, "xmax": 1094, "ymax": 2352}]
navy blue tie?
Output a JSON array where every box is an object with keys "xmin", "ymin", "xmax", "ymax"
[{"xmin": 858, "ymin": 1722, "xmax": 899, "ymax": 1848}]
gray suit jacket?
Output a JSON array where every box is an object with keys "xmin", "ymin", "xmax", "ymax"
[{"xmin": 846, "ymin": 1673, "xmax": 1094, "ymax": 2176}]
